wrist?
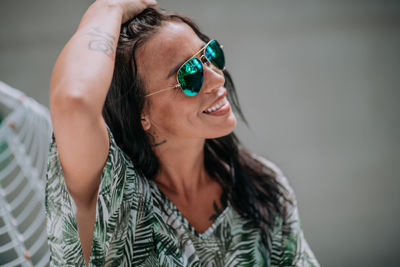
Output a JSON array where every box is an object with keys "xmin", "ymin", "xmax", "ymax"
[{"xmin": 90, "ymin": 1, "xmax": 124, "ymax": 21}]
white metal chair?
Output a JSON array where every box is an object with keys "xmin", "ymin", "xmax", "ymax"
[{"xmin": 0, "ymin": 81, "xmax": 51, "ymax": 267}]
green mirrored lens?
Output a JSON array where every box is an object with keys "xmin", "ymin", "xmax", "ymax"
[
  {"xmin": 204, "ymin": 40, "xmax": 225, "ymax": 70},
  {"xmin": 177, "ymin": 58, "xmax": 204, "ymax": 96}
]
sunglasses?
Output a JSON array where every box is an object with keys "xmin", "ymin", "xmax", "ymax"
[{"xmin": 145, "ymin": 39, "xmax": 225, "ymax": 97}]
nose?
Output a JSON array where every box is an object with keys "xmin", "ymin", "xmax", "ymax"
[{"xmin": 201, "ymin": 59, "xmax": 225, "ymax": 94}]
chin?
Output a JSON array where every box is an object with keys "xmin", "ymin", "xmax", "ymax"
[{"xmin": 207, "ymin": 113, "xmax": 237, "ymax": 139}]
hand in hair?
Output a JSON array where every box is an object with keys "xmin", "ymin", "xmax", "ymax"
[{"xmin": 96, "ymin": 0, "xmax": 158, "ymax": 23}]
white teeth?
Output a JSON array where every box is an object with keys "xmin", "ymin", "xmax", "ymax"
[{"xmin": 204, "ymin": 98, "xmax": 226, "ymax": 113}]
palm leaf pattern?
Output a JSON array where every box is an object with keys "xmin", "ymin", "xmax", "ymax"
[{"xmin": 46, "ymin": 127, "xmax": 320, "ymax": 266}]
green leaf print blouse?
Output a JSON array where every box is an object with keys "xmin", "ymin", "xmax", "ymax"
[{"xmin": 45, "ymin": 126, "xmax": 320, "ymax": 266}]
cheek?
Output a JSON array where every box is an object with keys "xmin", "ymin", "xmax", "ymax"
[
  {"xmin": 150, "ymin": 100, "xmax": 201, "ymax": 132},
  {"xmin": 151, "ymin": 101, "xmax": 185, "ymax": 125}
]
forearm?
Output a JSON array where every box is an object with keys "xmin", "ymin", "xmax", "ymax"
[{"xmin": 50, "ymin": 1, "xmax": 123, "ymax": 117}]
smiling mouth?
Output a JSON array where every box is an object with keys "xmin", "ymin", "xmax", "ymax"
[{"xmin": 203, "ymin": 97, "xmax": 227, "ymax": 113}]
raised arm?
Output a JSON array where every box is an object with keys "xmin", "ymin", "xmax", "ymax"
[{"xmin": 49, "ymin": 0, "xmax": 156, "ymax": 263}]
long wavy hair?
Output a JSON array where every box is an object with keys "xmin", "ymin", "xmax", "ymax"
[{"xmin": 102, "ymin": 8, "xmax": 290, "ymax": 248}]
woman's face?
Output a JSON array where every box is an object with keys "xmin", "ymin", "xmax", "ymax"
[{"xmin": 136, "ymin": 21, "xmax": 237, "ymax": 141}]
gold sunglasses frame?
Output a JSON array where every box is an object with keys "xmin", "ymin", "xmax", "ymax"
[{"xmin": 145, "ymin": 40, "xmax": 224, "ymax": 97}]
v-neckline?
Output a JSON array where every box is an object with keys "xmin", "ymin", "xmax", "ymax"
[{"xmin": 149, "ymin": 181, "xmax": 230, "ymax": 239}]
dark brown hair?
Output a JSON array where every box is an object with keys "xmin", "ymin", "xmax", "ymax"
[{"xmin": 102, "ymin": 8, "xmax": 290, "ymax": 249}]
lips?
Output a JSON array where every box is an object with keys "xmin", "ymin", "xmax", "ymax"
[
  {"xmin": 202, "ymin": 91, "xmax": 227, "ymax": 113},
  {"xmin": 203, "ymin": 97, "xmax": 227, "ymax": 113}
]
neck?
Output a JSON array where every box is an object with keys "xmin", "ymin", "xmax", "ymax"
[{"xmin": 153, "ymin": 137, "xmax": 210, "ymax": 200}]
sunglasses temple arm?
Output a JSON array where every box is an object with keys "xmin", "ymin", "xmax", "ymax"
[{"xmin": 145, "ymin": 85, "xmax": 180, "ymax": 97}]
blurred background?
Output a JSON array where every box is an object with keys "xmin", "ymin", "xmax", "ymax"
[{"xmin": 1, "ymin": 0, "xmax": 399, "ymax": 266}]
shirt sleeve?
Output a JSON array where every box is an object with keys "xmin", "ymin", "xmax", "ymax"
[
  {"xmin": 45, "ymin": 125, "xmax": 151, "ymax": 266},
  {"xmin": 254, "ymin": 156, "xmax": 320, "ymax": 267}
]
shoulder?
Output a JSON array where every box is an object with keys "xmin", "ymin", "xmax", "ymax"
[
  {"xmin": 251, "ymin": 155, "xmax": 320, "ymax": 266},
  {"xmin": 250, "ymin": 154, "xmax": 296, "ymax": 199},
  {"xmin": 48, "ymin": 122, "xmax": 135, "ymax": 179},
  {"xmin": 250, "ymin": 154, "xmax": 284, "ymax": 177},
  {"xmin": 248, "ymin": 154, "xmax": 298, "ymax": 217},
  {"xmin": 46, "ymin": 123, "xmax": 153, "ymax": 265}
]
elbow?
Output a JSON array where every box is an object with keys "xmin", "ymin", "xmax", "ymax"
[
  {"xmin": 51, "ymin": 88, "xmax": 86, "ymax": 113},
  {"xmin": 50, "ymin": 85, "xmax": 96, "ymax": 120}
]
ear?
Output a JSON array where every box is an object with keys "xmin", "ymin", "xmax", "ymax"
[{"xmin": 141, "ymin": 114, "xmax": 151, "ymax": 131}]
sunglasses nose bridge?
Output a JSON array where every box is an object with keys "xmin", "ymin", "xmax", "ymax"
[{"xmin": 200, "ymin": 54, "xmax": 209, "ymax": 65}]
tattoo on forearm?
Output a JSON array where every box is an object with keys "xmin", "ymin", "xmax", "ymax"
[{"xmin": 86, "ymin": 27, "xmax": 116, "ymax": 58}]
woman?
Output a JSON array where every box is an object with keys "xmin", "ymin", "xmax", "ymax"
[{"xmin": 46, "ymin": 0, "xmax": 320, "ymax": 266}]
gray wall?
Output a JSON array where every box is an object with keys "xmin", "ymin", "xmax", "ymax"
[{"xmin": 1, "ymin": 0, "xmax": 400, "ymax": 266}]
